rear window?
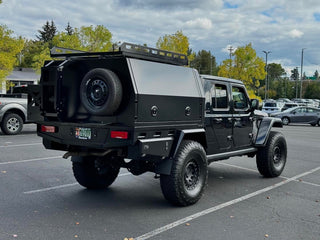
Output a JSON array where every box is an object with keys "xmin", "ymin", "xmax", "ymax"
[{"xmin": 264, "ymin": 102, "xmax": 276, "ymax": 107}]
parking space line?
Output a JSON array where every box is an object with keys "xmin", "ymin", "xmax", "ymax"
[
  {"xmin": 215, "ymin": 162, "xmax": 258, "ymax": 173},
  {"xmin": 0, "ymin": 143, "xmax": 42, "ymax": 148},
  {"xmin": 134, "ymin": 166, "xmax": 320, "ymax": 240},
  {"xmin": 0, "ymin": 156, "xmax": 61, "ymax": 165},
  {"xmin": 216, "ymin": 162, "xmax": 320, "ymax": 188},
  {"xmin": 23, "ymin": 173, "xmax": 132, "ymax": 194}
]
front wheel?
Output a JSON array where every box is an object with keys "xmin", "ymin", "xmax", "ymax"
[
  {"xmin": 256, "ymin": 131, "xmax": 287, "ymax": 177},
  {"xmin": 72, "ymin": 156, "xmax": 120, "ymax": 189},
  {"xmin": 0, "ymin": 113, "xmax": 23, "ymax": 135},
  {"xmin": 160, "ymin": 140, "xmax": 208, "ymax": 206}
]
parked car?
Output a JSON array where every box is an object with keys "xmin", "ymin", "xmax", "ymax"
[
  {"xmin": 262, "ymin": 100, "xmax": 283, "ymax": 116},
  {"xmin": 277, "ymin": 98, "xmax": 291, "ymax": 103},
  {"xmin": 292, "ymin": 98, "xmax": 307, "ymax": 106},
  {"xmin": 271, "ymin": 106, "xmax": 320, "ymax": 126},
  {"xmin": 281, "ymin": 102, "xmax": 299, "ymax": 112}
]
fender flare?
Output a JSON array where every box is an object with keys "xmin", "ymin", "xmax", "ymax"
[
  {"xmin": 155, "ymin": 129, "xmax": 207, "ymax": 175},
  {"xmin": 0, "ymin": 104, "xmax": 27, "ymax": 122},
  {"xmin": 254, "ymin": 117, "xmax": 283, "ymax": 146}
]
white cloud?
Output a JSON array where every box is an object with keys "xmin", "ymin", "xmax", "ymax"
[
  {"xmin": 185, "ymin": 18, "xmax": 212, "ymax": 30},
  {"xmin": 288, "ymin": 29, "xmax": 304, "ymax": 38},
  {"xmin": 0, "ymin": 0, "xmax": 320, "ymax": 74}
]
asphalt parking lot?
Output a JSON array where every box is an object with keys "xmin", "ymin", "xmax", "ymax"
[{"xmin": 0, "ymin": 124, "xmax": 319, "ymax": 240}]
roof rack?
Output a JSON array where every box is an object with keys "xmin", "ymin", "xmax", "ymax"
[{"xmin": 50, "ymin": 42, "xmax": 188, "ymax": 66}]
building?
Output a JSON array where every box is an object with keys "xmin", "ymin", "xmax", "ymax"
[{"xmin": 0, "ymin": 68, "xmax": 40, "ymax": 94}]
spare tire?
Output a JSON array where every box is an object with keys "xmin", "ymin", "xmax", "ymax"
[{"xmin": 80, "ymin": 68, "xmax": 122, "ymax": 115}]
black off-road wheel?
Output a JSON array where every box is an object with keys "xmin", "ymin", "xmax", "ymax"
[
  {"xmin": 256, "ymin": 131, "xmax": 287, "ymax": 178},
  {"xmin": 0, "ymin": 113, "xmax": 23, "ymax": 135},
  {"xmin": 80, "ymin": 68, "xmax": 122, "ymax": 116},
  {"xmin": 160, "ymin": 140, "xmax": 208, "ymax": 206},
  {"xmin": 72, "ymin": 156, "xmax": 120, "ymax": 189}
]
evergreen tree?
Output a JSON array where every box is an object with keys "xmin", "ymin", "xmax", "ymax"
[
  {"xmin": 65, "ymin": 22, "xmax": 74, "ymax": 35},
  {"xmin": 313, "ymin": 70, "xmax": 319, "ymax": 80},
  {"xmin": 37, "ymin": 20, "xmax": 57, "ymax": 47}
]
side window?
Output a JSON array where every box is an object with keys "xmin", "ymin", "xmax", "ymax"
[
  {"xmin": 232, "ymin": 86, "xmax": 249, "ymax": 109},
  {"xmin": 213, "ymin": 84, "xmax": 228, "ymax": 109},
  {"xmin": 203, "ymin": 80, "xmax": 228, "ymax": 111},
  {"xmin": 204, "ymin": 80, "xmax": 214, "ymax": 111}
]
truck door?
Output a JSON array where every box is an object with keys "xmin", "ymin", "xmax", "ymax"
[
  {"xmin": 204, "ymin": 80, "xmax": 232, "ymax": 154},
  {"xmin": 231, "ymin": 85, "xmax": 253, "ymax": 149}
]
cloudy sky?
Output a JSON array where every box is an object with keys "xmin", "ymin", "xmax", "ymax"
[{"xmin": 1, "ymin": 0, "xmax": 320, "ymax": 76}]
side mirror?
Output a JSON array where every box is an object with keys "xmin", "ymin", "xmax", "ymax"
[{"xmin": 251, "ymin": 99, "xmax": 259, "ymax": 110}]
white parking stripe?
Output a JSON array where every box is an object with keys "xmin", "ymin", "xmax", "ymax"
[
  {"xmin": 216, "ymin": 162, "xmax": 320, "ymax": 188},
  {"xmin": 23, "ymin": 173, "xmax": 132, "ymax": 194},
  {"xmin": 134, "ymin": 166, "xmax": 320, "ymax": 240},
  {"xmin": 0, "ymin": 156, "xmax": 61, "ymax": 165},
  {"xmin": 0, "ymin": 143, "xmax": 42, "ymax": 148}
]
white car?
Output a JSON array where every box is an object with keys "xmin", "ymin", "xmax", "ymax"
[{"xmin": 262, "ymin": 101, "xmax": 283, "ymax": 116}]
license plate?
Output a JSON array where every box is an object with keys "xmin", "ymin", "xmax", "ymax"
[{"xmin": 75, "ymin": 127, "xmax": 91, "ymax": 140}]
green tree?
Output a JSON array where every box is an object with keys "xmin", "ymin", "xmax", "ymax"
[
  {"xmin": 218, "ymin": 43, "xmax": 265, "ymax": 98},
  {"xmin": 268, "ymin": 63, "xmax": 286, "ymax": 81},
  {"xmin": 191, "ymin": 50, "xmax": 218, "ymax": 75},
  {"xmin": 313, "ymin": 70, "xmax": 319, "ymax": 80},
  {"xmin": 304, "ymin": 82, "xmax": 320, "ymax": 99},
  {"xmin": 0, "ymin": 25, "xmax": 24, "ymax": 89},
  {"xmin": 290, "ymin": 67, "xmax": 299, "ymax": 81},
  {"xmin": 65, "ymin": 22, "xmax": 74, "ymax": 35},
  {"xmin": 156, "ymin": 30, "xmax": 189, "ymax": 55},
  {"xmin": 52, "ymin": 31, "xmax": 81, "ymax": 50},
  {"xmin": 78, "ymin": 25, "xmax": 112, "ymax": 52},
  {"xmin": 37, "ymin": 20, "xmax": 57, "ymax": 48}
]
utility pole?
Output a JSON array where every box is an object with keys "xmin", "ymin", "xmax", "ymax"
[
  {"xmin": 263, "ymin": 51, "xmax": 271, "ymax": 100},
  {"xmin": 295, "ymin": 67, "xmax": 299, "ymax": 98},
  {"xmin": 300, "ymin": 48, "xmax": 306, "ymax": 98},
  {"xmin": 228, "ymin": 46, "xmax": 233, "ymax": 60}
]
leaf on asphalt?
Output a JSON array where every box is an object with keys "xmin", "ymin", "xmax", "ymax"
[{"xmin": 124, "ymin": 238, "xmax": 134, "ymax": 240}]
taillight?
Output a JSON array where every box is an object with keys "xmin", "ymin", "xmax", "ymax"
[
  {"xmin": 41, "ymin": 125, "xmax": 56, "ymax": 133},
  {"xmin": 111, "ymin": 131, "xmax": 128, "ymax": 139}
]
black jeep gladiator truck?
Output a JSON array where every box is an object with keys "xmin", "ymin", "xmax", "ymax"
[{"xmin": 28, "ymin": 43, "xmax": 287, "ymax": 206}]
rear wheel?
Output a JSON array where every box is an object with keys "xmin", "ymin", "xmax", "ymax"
[
  {"xmin": 281, "ymin": 117, "xmax": 290, "ymax": 125},
  {"xmin": 160, "ymin": 140, "xmax": 208, "ymax": 206},
  {"xmin": 256, "ymin": 131, "xmax": 287, "ymax": 177},
  {"xmin": 72, "ymin": 156, "xmax": 120, "ymax": 189},
  {"xmin": 0, "ymin": 113, "xmax": 23, "ymax": 135}
]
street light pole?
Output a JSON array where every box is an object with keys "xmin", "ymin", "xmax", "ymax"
[
  {"xmin": 263, "ymin": 51, "xmax": 271, "ymax": 100},
  {"xmin": 300, "ymin": 48, "xmax": 306, "ymax": 98}
]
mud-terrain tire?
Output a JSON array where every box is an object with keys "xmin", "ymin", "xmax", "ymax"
[
  {"xmin": 72, "ymin": 156, "xmax": 120, "ymax": 189},
  {"xmin": 256, "ymin": 131, "xmax": 287, "ymax": 178},
  {"xmin": 80, "ymin": 68, "xmax": 122, "ymax": 115},
  {"xmin": 160, "ymin": 140, "xmax": 208, "ymax": 206},
  {"xmin": 1, "ymin": 113, "xmax": 23, "ymax": 135}
]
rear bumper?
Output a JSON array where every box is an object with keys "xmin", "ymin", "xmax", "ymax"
[{"xmin": 37, "ymin": 122, "xmax": 133, "ymax": 150}]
